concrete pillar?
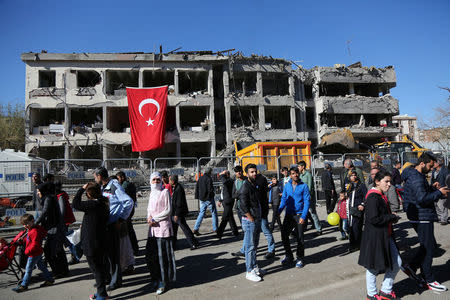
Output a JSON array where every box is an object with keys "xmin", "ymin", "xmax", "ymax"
[
  {"xmin": 258, "ymin": 105, "xmax": 265, "ymax": 131},
  {"xmin": 225, "ymin": 102, "xmax": 232, "ymax": 146},
  {"xmin": 176, "ymin": 141, "xmax": 181, "ymax": 158},
  {"xmin": 289, "ymin": 76, "xmax": 295, "ymax": 96},
  {"xmin": 349, "ymin": 83, "xmax": 355, "ymax": 95},
  {"xmin": 290, "ymin": 107, "xmax": 297, "ymax": 140},
  {"xmin": 64, "ymin": 105, "xmax": 70, "ymax": 136},
  {"xmin": 64, "ymin": 143, "xmax": 69, "ymax": 160},
  {"xmin": 138, "ymin": 69, "xmax": 143, "ymax": 88},
  {"xmin": 174, "ymin": 69, "xmax": 179, "ymax": 96},
  {"xmin": 102, "ymin": 144, "xmax": 108, "ymax": 161},
  {"xmin": 257, "ymin": 72, "xmax": 263, "ymax": 96},
  {"xmin": 208, "ymin": 69, "xmax": 214, "ymax": 97},
  {"xmin": 175, "ymin": 106, "xmax": 181, "ymax": 132},
  {"xmin": 210, "ymin": 140, "xmax": 216, "ymax": 157},
  {"xmin": 223, "ymin": 70, "xmax": 229, "ymax": 97},
  {"xmin": 102, "ymin": 105, "xmax": 107, "ymax": 131}
]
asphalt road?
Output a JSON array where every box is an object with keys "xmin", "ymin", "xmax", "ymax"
[{"xmin": 1, "ymin": 206, "xmax": 450, "ymax": 300}]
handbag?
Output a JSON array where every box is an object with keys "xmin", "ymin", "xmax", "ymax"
[{"xmin": 349, "ymin": 206, "xmax": 363, "ymax": 218}]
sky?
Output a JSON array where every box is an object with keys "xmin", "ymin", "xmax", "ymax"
[{"xmin": 0, "ymin": 0, "xmax": 449, "ymax": 127}]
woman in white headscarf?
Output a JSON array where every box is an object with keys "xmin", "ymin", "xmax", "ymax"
[{"xmin": 145, "ymin": 172, "xmax": 176, "ymax": 295}]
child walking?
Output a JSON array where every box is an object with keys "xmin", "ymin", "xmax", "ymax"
[
  {"xmin": 12, "ymin": 214, "xmax": 54, "ymax": 293},
  {"xmin": 336, "ymin": 191, "xmax": 349, "ymax": 240}
]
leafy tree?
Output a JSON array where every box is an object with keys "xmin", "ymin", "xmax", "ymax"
[{"xmin": 0, "ymin": 103, "xmax": 25, "ymax": 151}]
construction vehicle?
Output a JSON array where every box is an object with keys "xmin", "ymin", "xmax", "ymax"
[
  {"xmin": 234, "ymin": 141, "xmax": 312, "ymax": 173},
  {"xmin": 373, "ymin": 134, "xmax": 428, "ymax": 156}
]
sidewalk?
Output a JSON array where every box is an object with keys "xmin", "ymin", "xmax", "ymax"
[{"xmin": 1, "ymin": 205, "xmax": 449, "ymax": 299}]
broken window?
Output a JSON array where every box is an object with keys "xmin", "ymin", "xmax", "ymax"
[
  {"xmin": 304, "ymin": 84, "xmax": 313, "ymax": 99},
  {"xmin": 105, "ymin": 145, "xmax": 139, "ymax": 159},
  {"xmin": 180, "ymin": 106, "xmax": 209, "ymax": 131},
  {"xmin": 320, "ymin": 114, "xmax": 360, "ymax": 127},
  {"xmin": 38, "ymin": 70, "xmax": 56, "ymax": 88},
  {"xmin": 364, "ymin": 114, "xmax": 391, "ymax": 127},
  {"xmin": 319, "ymin": 83, "xmax": 348, "ymax": 97},
  {"xmin": 33, "ymin": 146, "xmax": 65, "ymax": 160},
  {"xmin": 143, "ymin": 70, "xmax": 174, "ymax": 88},
  {"xmin": 212, "ymin": 65, "xmax": 224, "ymax": 99},
  {"xmin": 262, "ymin": 73, "xmax": 289, "ymax": 96},
  {"xmin": 70, "ymin": 145, "xmax": 103, "ymax": 160},
  {"xmin": 166, "ymin": 107, "xmax": 176, "ymax": 131},
  {"xmin": 354, "ymin": 83, "xmax": 381, "ymax": 97},
  {"xmin": 141, "ymin": 142, "xmax": 177, "ymax": 161},
  {"xmin": 77, "ymin": 70, "xmax": 101, "ymax": 87},
  {"xmin": 230, "ymin": 106, "xmax": 259, "ymax": 128},
  {"xmin": 29, "ymin": 108, "xmax": 64, "ymax": 134},
  {"xmin": 106, "ymin": 107, "xmax": 130, "ymax": 133},
  {"xmin": 305, "ymin": 107, "xmax": 316, "ymax": 129},
  {"xmin": 181, "ymin": 142, "xmax": 211, "ymax": 158},
  {"xmin": 230, "ymin": 72, "xmax": 257, "ymax": 95},
  {"xmin": 70, "ymin": 108, "xmax": 103, "ymax": 134},
  {"xmin": 264, "ymin": 106, "xmax": 291, "ymax": 129},
  {"xmin": 105, "ymin": 70, "xmax": 139, "ymax": 95},
  {"xmin": 178, "ymin": 71, "xmax": 208, "ymax": 94}
]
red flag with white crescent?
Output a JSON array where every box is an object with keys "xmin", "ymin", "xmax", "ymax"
[{"xmin": 126, "ymin": 86, "xmax": 168, "ymax": 152}]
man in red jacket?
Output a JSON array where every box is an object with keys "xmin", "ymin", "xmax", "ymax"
[{"xmin": 12, "ymin": 214, "xmax": 54, "ymax": 293}]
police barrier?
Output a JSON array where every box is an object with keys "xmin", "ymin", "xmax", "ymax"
[
  {"xmin": 239, "ymin": 155, "xmax": 278, "ymax": 179},
  {"xmin": 103, "ymin": 158, "xmax": 152, "ymax": 188},
  {"xmin": 153, "ymin": 157, "xmax": 199, "ymax": 212},
  {"xmin": 311, "ymin": 154, "xmax": 344, "ymax": 204},
  {"xmin": 198, "ymin": 156, "xmax": 236, "ymax": 182},
  {"xmin": 47, "ymin": 159, "xmax": 103, "ymax": 193},
  {"xmin": 373, "ymin": 152, "xmax": 400, "ymax": 173},
  {"xmin": 342, "ymin": 153, "xmax": 372, "ymax": 183},
  {"xmin": 276, "ymin": 154, "xmax": 312, "ymax": 179}
]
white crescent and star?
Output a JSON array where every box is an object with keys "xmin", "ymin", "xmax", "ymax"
[{"xmin": 138, "ymin": 98, "xmax": 160, "ymax": 126}]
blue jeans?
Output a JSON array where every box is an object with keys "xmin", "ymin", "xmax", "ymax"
[
  {"xmin": 366, "ymin": 238, "xmax": 402, "ymax": 296},
  {"xmin": 194, "ymin": 199, "xmax": 218, "ymax": 231},
  {"xmin": 261, "ymin": 218, "xmax": 275, "ymax": 253},
  {"xmin": 21, "ymin": 255, "xmax": 53, "ymax": 287},
  {"xmin": 339, "ymin": 219, "xmax": 349, "ymax": 238},
  {"xmin": 239, "ymin": 218, "xmax": 274, "ymax": 254},
  {"xmin": 242, "ymin": 218, "xmax": 261, "ymax": 273}
]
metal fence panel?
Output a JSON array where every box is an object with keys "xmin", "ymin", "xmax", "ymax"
[
  {"xmin": 373, "ymin": 152, "xmax": 400, "ymax": 173},
  {"xmin": 103, "ymin": 158, "xmax": 152, "ymax": 189},
  {"xmin": 198, "ymin": 156, "xmax": 236, "ymax": 182},
  {"xmin": 276, "ymin": 154, "xmax": 313, "ymax": 179},
  {"xmin": 342, "ymin": 153, "xmax": 372, "ymax": 184},
  {"xmin": 311, "ymin": 154, "xmax": 344, "ymax": 203},
  {"xmin": 47, "ymin": 159, "xmax": 103, "ymax": 193},
  {"xmin": 153, "ymin": 157, "xmax": 199, "ymax": 213}
]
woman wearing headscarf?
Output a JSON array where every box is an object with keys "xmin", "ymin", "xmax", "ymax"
[
  {"xmin": 35, "ymin": 181, "xmax": 68, "ymax": 278},
  {"xmin": 146, "ymin": 172, "xmax": 176, "ymax": 295}
]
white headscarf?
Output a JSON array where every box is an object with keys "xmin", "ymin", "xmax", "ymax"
[{"xmin": 150, "ymin": 172, "xmax": 162, "ymax": 191}]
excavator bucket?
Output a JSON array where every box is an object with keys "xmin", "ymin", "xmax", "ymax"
[{"xmin": 316, "ymin": 129, "xmax": 356, "ymax": 154}]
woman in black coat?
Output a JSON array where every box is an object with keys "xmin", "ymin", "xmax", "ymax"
[
  {"xmin": 358, "ymin": 170, "xmax": 402, "ymax": 300},
  {"xmin": 35, "ymin": 182, "xmax": 68, "ymax": 277},
  {"xmin": 73, "ymin": 182, "xmax": 109, "ymax": 300},
  {"xmin": 346, "ymin": 170, "xmax": 367, "ymax": 252}
]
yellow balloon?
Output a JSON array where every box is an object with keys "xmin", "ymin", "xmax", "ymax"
[{"xmin": 327, "ymin": 212, "xmax": 340, "ymax": 226}]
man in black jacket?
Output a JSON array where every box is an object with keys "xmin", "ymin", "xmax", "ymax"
[
  {"xmin": 232, "ymin": 165, "xmax": 246, "ymax": 226},
  {"xmin": 321, "ymin": 163, "xmax": 337, "ymax": 214},
  {"xmin": 193, "ymin": 168, "xmax": 218, "ymax": 235},
  {"xmin": 217, "ymin": 170, "xmax": 239, "ymax": 239},
  {"xmin": 431, "ymin": 158, "xmax": 449, "ymax": 225},
  {"xmin": 170, "ymin": 175, "xmax": 199, "ymax": 250},
  {"xmin": 402, "ymin": 153, "xmax": 449, "ymax": 292}
]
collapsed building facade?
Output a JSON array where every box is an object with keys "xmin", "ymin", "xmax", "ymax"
[{"xmin": 21, "ymin": 51, "xmax": 400, "ymax": 160}]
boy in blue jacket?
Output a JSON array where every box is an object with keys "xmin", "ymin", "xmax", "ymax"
[{"xmin": 279, "ymin": 166, "xmax": 310, "ymax": 268}]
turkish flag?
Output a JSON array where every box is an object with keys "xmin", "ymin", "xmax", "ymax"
[{"xmin": 126, "ymin": 86, "xmax": 168, "ymax": 152}]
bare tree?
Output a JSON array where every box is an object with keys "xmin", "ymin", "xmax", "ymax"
[{"xmin": 0, "ymin": 103, "xmax": 25, "ymax": 151}]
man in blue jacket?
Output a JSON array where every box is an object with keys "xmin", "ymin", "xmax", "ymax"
[
  {"xmin": 402, "ymin": 153, "xmax": 449, "ymax": 292},
  {"xmin": 279, "ymin": 166, "xmax": 310, "ymax": 268}
]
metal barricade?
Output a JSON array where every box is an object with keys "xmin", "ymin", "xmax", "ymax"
[
  {"xmin": 311, "ymin": 154, "xmax": 344, "ymax": 204},
  {"xmin": 277, "ymin": 154, "xmax": 312, "ymax": 179},
  {"xmin": 373, "ymin": 152, "xmax": 400, "ymax": 173},
  {"xmin": 400, "ymin": 151, "xmax": 424, "ymax": 167},
  {"xmin": 0, "ymin": 159, "xmax": 47, "ymax": 227},
  {"xmin": 153, "ymin": 157, "xmax": 199, "ymax": 212},
  {"xmin": 342, "ymin": 153, "xmax": 372, "ymax": 183},
  {"xmin": 47, "ymin": 159, "xmax": 103, "ymax": 194},
  {"xmin": 198, "ymin": 156, "xmax": 236, "ymax": 182},
  {"xmin": 240, "ymin": 155, "xmax": 279, "ymax": 179},
  {"xmin": 102, "ymin": 158, "xmax": 152, "ymax": 189}
]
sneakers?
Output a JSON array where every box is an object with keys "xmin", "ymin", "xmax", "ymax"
[
  {"xmin": 231, "ymin": 251, "xmax": 245, "ymax": 257},
  {"xmin": 338, "ymin": 235, "xmax": 348, "ymax": 240},
  {"xmin": 281, "ymin": 256, "xmax": 294, "ymax": 267},
  {"xmin": 295, "ymin": 259, "xmax": 304, "ymax": 268},
  {"xmin": 89, "ymin": 294, "xmax": 109, "ymax": 300},
  {"xmin": 12, "ymin": 285, "xmax": 28, "ymax": 293},
  {"xmin": 379, "ymin": 291, "xmax": 397, "ymax": 299},
  {"xmin": 193, "ymin": 230, "xmax": 201, "ymax": 236},
  {"xmin": 190, "ymin": 244, "xmax": 199, "ymax": 250},
  {"xmin": 39, "ymin": 280, "xmax": 54, "ymax": 287},
  {"xmin": 427, "ymin": 281, "xmax": 448, "ymax": 292},
  {"xmin": 156, "ymin": 281, "xmax": 165, "ymax": 295},
  {"xmin": 245, "ymin": 269, "xmax": 262, "ymax": 282},
  {"xmin": 264, "ymin": 252, "xmax": 275, "ymax": 259},
  {"xmin": 366, "ymin": 295, "xmax": 381, "ymax": 300}
]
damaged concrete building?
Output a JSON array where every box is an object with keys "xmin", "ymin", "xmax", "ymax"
[{"xmin": 21, "ymin": 51, "xmax": 400, "ymax": 160}]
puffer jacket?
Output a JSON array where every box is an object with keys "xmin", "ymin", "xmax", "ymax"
[{"xmin": 401, "ymin": 166, "xmax": 442, "ymax": 221}]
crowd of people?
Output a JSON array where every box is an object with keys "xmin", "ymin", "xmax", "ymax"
[{"xmin": 6, "ymin": 152, "xmax": 450, "ymax": 300}]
